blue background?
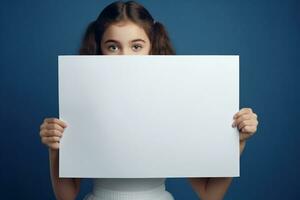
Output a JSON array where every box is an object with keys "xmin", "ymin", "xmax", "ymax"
[{"xmin": 1, "ymin": 0, "xmax": 299, "ymax": 199}]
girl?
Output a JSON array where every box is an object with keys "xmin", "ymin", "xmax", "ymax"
[{"xmin": 39, "ymin": 1, "xmax": 259, "ymax": 200}]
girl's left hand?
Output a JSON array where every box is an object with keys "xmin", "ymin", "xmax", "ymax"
[{"xmin": 232, "ymin": 108, "xmax": 259, "ymax": 141}]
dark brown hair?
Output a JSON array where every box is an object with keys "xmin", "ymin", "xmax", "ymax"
[{"xmin": 79, "ymin": 0, "xmax": 175, "ymax": 55}]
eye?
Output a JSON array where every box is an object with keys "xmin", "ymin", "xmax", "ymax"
[
  {"xmin": 132, "ymin": 44, "xmax": 143, "ymax": 51},
  {"xmin": 107, "ymin": 45, "xmax": 119, "ymax": 52}
]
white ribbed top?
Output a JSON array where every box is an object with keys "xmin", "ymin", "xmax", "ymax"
[{"xmin": 83, "ymin": 178, "xmax": 174, "ymax": 200}]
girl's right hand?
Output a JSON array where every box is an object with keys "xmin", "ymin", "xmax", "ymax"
[{"xmin": 39, "ymin": 118, "xmax": 68, "ymax": 150}]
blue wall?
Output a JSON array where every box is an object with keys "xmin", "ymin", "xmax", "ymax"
[{"xmin": 1, "ymin": 0, "xmax": 299, "ymax": 199}]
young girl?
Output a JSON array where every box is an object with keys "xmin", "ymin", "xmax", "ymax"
[{"xmin": 39, "ymin": 1, "xmax": 259, "ymax": 200}]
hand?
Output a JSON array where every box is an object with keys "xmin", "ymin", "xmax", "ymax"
[
  {"xmin": 39, "ymin": 118, "xmax": 68, "ymax": 150},
  {"xmin": 232, "ymin": 108, "xmax": 259, "ymax": 141}
]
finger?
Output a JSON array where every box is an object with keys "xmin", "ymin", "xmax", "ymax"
[
  {"xmin": 233, "ymin": 108, "xmax": 253, "ymax": 119},
  {"xmin": 253, "ymin": 113, "xmax": 258, "ymax": 119},
  {"xmin": 41, "ymin": 136, "xmax": 61, "ymax": 144},
  {"xmin": 43, "ymin": 123, "xmax": 64, "ymax": 132},
  {"xmin": 44, "ymin": 118, "xmax": 68, "ymax": 128},
  {"xmin": 237, "ymin": 119, "xmax": 258, "ymax": 130},
  {"xmin": 40, "ymin": 122, "xmax": 46, "ymax": 130},
  {"xmin": 43, "ymin": 136, "xmax": 61, "ymax": 144},
  {"xmin": 240, "ymin": 125, "xmax": 257, "ymax": 133},
  {"xmin": 233, "ymin": 114, "xmax": 254, "ymax": 127},
  {"xmin": 40, "ymin": 129, "xmax": 63, "ymax": 138}
]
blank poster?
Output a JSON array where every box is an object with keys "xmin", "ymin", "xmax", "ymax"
[{"xmin": 58, "ymin": 55, "xmax": 239, "ymax": 178}]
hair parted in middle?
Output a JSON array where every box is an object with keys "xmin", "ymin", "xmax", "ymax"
[{"xmin": 79, "ymin": 0, "xmax": 175, "ymax": 55}]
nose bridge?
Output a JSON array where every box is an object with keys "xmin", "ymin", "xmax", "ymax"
[{"xmin": 121, "ymin": 46, "xmax": 134, "ymax": 55}]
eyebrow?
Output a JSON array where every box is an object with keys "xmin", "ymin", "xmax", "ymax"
[{"xmin": 104, "ymin": 39, "xmax": 146, "ymax": 44}]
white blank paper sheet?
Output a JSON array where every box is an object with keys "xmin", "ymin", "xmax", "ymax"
[{"xmin": 58, "ymin": 55, "xmax": 240, "ymax": 178}]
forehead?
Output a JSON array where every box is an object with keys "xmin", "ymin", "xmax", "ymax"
[{"xmin": 102, "ymin": 21, "xmax": 149, "ymax": 42}]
